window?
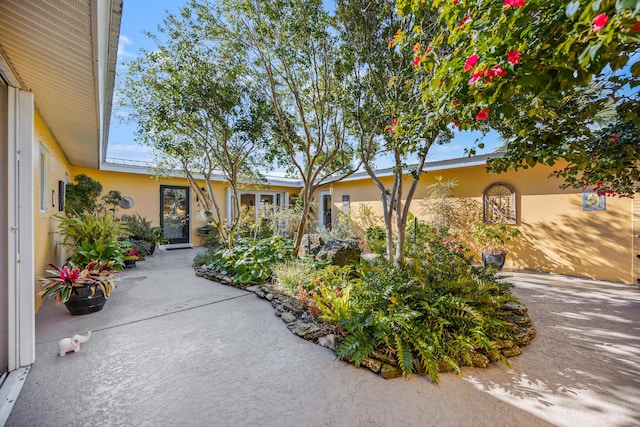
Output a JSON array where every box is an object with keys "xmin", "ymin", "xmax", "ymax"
[
  {"xmin": 483, "ymin": 182, "xmax": 516, "ymax": 224},
  {"xmin": 342, "ymin": 195, "xmax": 350, "ymax": 214},
  {"xmin": 38, "ymin": 144, "xmax": 49, "ymax": 212}
]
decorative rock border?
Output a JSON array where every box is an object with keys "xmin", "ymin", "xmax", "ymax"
[{"xmin": 196, "ymin": 265, "xmax": 536, "ymax": 380}]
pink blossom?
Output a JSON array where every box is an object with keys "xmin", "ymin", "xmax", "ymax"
[
  {"xmin": 507, "ymin": 50, "xmax": 521, "ymax": 65},
  {"xmin": 593, "ymin": 14, "xmax": 608, "ymax": 32},
  {"xmin": 489, "ymin": 65, "xmax": 507, "ymax": 77},
  {"xmin": 464, "ymin": 53, "xmax": 478, "ymax": 71},
  {"xmin": 468, "ymin": 70, "xmax": 484, "ymax": 85},
  {"xmin": 503, "ymin": 0, "xmax": 526, "ymax": 7}
]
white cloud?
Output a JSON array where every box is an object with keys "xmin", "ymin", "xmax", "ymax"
[
  {"xmin": 106, "ymin": 141, "xmax": 153, "ymax": 161},
  {"xmin": 117, "ymin": 34, "xmax": 136, "ymax": 60}
]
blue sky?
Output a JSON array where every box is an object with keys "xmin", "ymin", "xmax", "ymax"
[{"xmin": 107, "ymin": 0, "xmax": 502, "ymax": 167}]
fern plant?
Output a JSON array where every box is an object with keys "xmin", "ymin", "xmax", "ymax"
[{"xmin": 328, "ymin": 246, "xmax": 517, "ymax": 384}]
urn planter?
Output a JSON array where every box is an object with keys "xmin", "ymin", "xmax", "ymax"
[
  {"xmin": 64, "ymin": 285, "xmax": 107, "ymax": 315},
  {"xmin": 481, "ymin": 252, "xmax": 506, "ymax": 269}
]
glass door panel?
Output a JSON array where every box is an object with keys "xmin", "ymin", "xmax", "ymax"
[{"xmin": 160, "ymin": 185, "xmax": 190, "ymax": 244}]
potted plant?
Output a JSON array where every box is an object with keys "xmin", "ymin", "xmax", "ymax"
[
  {"xmin": 120, "ymin": 214, "xmax": 165, "ymax": 255},
  {"xmin": 40, "ymin": 261, "xmax": 120, "ymax": 315},
  {"xmin": 469, "ymin": 221, "xmax": 521, "ymax": 269},
  {"xmin": 119, "ymin": 241, "xmax": 141, "ymax": 268}
]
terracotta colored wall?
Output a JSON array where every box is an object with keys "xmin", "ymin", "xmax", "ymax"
[{"xmin": 325, "ymin": 163, "xmax": 634, "ymax": 284}]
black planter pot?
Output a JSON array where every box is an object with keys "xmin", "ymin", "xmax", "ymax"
[
  {"xmin": 147, "ymin": 243, "xmax": 156, "ymax": 256},
  {"xmin": 482, "ymin": 252, "xmax": 507, "ymax": 269},
  {"xmin": 124, "ymin": 259, "xmax": 137, "ymax": 268},
  {"xmin": 64, "ymin": 285, "xmax": 107, "ymax": 315}
]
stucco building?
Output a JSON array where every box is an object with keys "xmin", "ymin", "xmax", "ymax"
[{"xmin": 1, "ymin": 0, "xmax": 638, "ymax": 420}]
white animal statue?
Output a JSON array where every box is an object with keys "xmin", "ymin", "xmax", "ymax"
[{"xmin": 58, "ymin": 331, "xmax": 91, "ymax": 356}]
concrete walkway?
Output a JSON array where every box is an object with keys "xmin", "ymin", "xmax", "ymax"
[{"xmin": 7, "ymin": 249, "xmax": 640, "ymax": 427}]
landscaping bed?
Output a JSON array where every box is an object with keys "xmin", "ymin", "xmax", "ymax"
[{"xmin": 195, "ymin": 251, "xmax": 536, "ymax": 383}]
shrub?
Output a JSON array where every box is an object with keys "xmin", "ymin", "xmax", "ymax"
[
  {"xmin": 55, "ymin": 212, "xmax": 128, "ymax": 267},
  {"xmin": 64, "ymin": 174, "xmax": 102, "ymax": 215},
  {"xmin": 68, "ymin": 240, "xmax": 125, "ymax": 269},
  {"xmin": 365, "ymin": 226, "xmax": 386, "ymax": 255},
  {"xmin": 272, "ymin": 259, "xmax": 354, "ymax": 295},
  {"xmin": 309, "ymin": 240, "xmax": 517, "ymax": 384},
  {"xmin": 120, "ymin": 214, "xmax": 164, "ymax": 246},
  {"xmin": 271, "ymin": 258, "xmax": 317, "ymax": 295},
  {"xmin": 199, "ymin": 236, "xmax": 293, "ymax": 284}
]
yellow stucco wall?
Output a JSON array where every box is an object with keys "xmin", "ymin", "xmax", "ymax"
[
  {"xmin": 33, "ymin": 112, "xmax": 73, "ymax": 311},
  {"xmin": 69, "ymin": 167, "xmax": 299, "ymax": 246},
  {"xmin": 326, "ymin": 163, "xmax": 634, "ymax": 284}
]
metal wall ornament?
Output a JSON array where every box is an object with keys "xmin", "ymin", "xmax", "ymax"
[{"xmin": 483, "ymin": 182, "xmax": 517, "ymax": 224}]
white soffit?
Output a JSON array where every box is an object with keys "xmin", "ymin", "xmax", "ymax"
[{"xmin": 0, "ymin": 0, "xmax": 122, "ymax": 168}]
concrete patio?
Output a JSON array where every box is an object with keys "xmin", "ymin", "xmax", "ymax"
[{"xmin": 6, "ymin": 248, "xmax": 640, "ymax": 426}]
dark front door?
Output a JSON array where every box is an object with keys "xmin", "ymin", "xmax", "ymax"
[{"xmin": 160, "ymin": 185, "xmax": 190, "ymax": 244}]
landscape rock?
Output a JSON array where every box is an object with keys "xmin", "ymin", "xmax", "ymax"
[
  {"xmin": 361, "ymin": 357, "xmax": 382, "ymax": 373},
  {"xmin": 381, "ymin": 363, "xmax": 403, "ymax": 379},
  {"xmin": 494, "ymin": 339, "xmax": 515, "ymax": 350},
  {"xmin": 502, "ymin": 301, "xmax": 528, "ymax": 316},
  {"xmin": 281, "ymin": 312, "xmax": 297, "ymax": 324},
  {"xmin": 288, "ymin": 321, "xmax": 325, "ymax": 340},
  {"xmin": 247, "ymin": 285, "xmax": 267, "ymax": 298},
  {"xmin": 298, "ymin": 234, "xmax": 324, "ymax": 258},
  {"xmin": 470, "ymin": 352, "xmax": 490, "ymax": 368},
  {"xmin": 318, "ymin": 334, "xmax": 336, "ymax": 350},
  {"xmin": 315, "ymin": 239, "xmax": 361, "ymax": 267},
  {"xmin": 514, "ymin": 324, "xmax": 537, "ymax": 346},
  {"xmin": 501, "ymin": 345, "xmax": 523, "ymax": 357}
]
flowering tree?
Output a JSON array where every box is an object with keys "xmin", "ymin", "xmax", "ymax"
[{"xmin": 398, "ymin": 0, "xmax": 640, "ymax": 195}]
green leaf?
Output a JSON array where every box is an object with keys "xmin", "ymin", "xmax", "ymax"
[
  {"xmin": 517, "ymin": 75, "xmax": 537, "ymax": 87},
  {"xmin": 592, "ymin": 0, "xmax": 602, "ymax": 11},
  {"xmin": 631, "ymin": 61, "xmax": 640, "ymax": 77},
  {"xmin": 616, "ymin": 0, "xmax": 640, "ymax": 13},
  {"xmin": 566, "ymin": 0, "xmax": 581, "ymax": 19}
]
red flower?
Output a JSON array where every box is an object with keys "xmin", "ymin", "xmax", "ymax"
[
  {"xmin": 475, "ymin": 109, "xmax": 489, "ymax": 121},
  {"xmin": 388, "ymin": 118, "xmax": 397, "ymax": 134},
  {"xmin": 503, "ymin": 0, "xmax": 526, "ymax": 7},
  {"xmin": 468, "ymin": 70, "xmax": 484, "ymax": 85},
  {"xmin": 458, "ymin": 14, "xmax": 471, "ymax": 27},
  {"xmin": 412, "ymin": 43, "xmax": 422, "ymax": 52},
  {"xmin": 464, "ymin": 53, "xmax": 478, "ymax": 71},
  {"xmin": 489, "ymin": 65, "xmax": 507, "ymax": 77},
  {"xmin": 454, "ymin": 0, "xmax": 459, "ymax": 3},
  {"xmin": 632, "ymin": 21, "xmax": 640, "ymax": 32},
  {"xmin": 507, "ymin": 50, "xmax": 521, "ymax": 65},
  {"xmin": 412, "ymin": 55, "xmax": 421, "ymax": 66},
  {"xmin": 593, "ymin": 14, "xmax": 608, "ymax": 32}
]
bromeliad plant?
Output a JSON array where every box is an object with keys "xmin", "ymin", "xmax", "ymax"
[{"xmin": 40, "ymin": 261, "xmax": 120, "ymax": 304}]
